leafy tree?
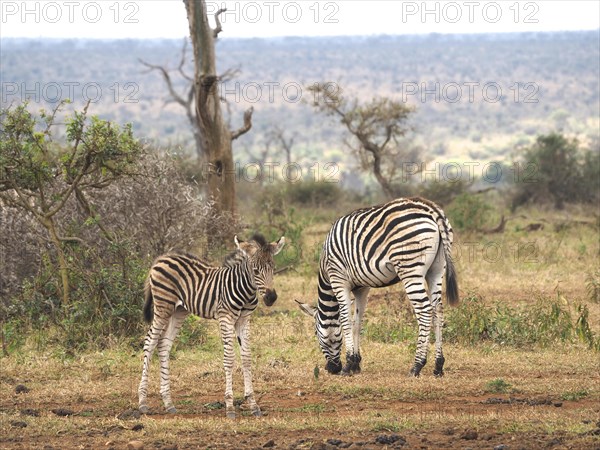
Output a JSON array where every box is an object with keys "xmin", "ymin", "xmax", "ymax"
[
  {"xmin": 511, "ymin": 133, "xmax": 594, "ymax": 210},
  {"xmin": 0, "ymin": 102, "xmax": 143, "ymax": 305},
  {"xmin": 309, "ymin": 83, "xmax": 420, "ymax": 199}
]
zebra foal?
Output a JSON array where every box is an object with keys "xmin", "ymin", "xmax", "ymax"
[
  {"xmin": 298, "ymin": 197, "xmax": 458, "ymax": 377},
  {"xmin": 138, "ymin": 234, "xmax": 285, "ymax": 418}
]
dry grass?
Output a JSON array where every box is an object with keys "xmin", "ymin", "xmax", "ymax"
[
  {"xmin": 1, "ymin": 207, "xmax": 599, "ymax": 448},
  {"xmin": 2, "ymin": 313, "xmax": 599, "ymax": 448}
]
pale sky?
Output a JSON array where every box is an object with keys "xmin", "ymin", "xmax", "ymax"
[{"xmin": 1, "ymin": 1, "xmax": 599, "ymax": 39}]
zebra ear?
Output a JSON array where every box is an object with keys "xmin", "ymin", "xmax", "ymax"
[
  {"xmin": 271, "ymin": 236, "xmax": 285, "ymax": 255},
  {"xmin": 295, "ymin": 299, "xmax": 317, "ymax": 318},
  {"xmin": 234, "ymin": 236, "xmax": 247, "ymax": 255}
]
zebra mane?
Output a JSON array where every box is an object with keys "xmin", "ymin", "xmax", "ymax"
[
  {"xmin": 222, "ymin": 249, "xmax": 246, "ymax": 268},
  {"xmin": 249, "ymin": 233, "xmax": 268, "ymax": 249},
  {"xmin": 221, "ymin": 233, "xmax": 270, "ymax": 267}
]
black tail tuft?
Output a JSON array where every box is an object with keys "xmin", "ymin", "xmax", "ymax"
[
  {"xmin": 445, "ymin": 256, "xmax": 459, "ymax": 306},
  {"xmin": 143, "ymin": 279, "xmax": 154, "ymax": 324}
]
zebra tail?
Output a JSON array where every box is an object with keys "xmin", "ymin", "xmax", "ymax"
[
  {"xmin": 445, "ymin": 253, "xmax": 459, "ymax": 306},
  {"xmin": 437, "ymin": 216, "xmax": 459, "ymax": 307},
  {"xmin": 143, "ymin": 277, "xmax": 154, "ymax": 323}
]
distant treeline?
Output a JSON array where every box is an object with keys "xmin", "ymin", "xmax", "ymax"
[{"xmin": 2, "ymin": 31, "xmax": 598, "ymax": 167}]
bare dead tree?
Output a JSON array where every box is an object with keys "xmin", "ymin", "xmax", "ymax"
[
  {"xmin": 183, "ymin": 1, "xmax": 254, "ymax": 218},
  {"xmin": 269, "ymin": 125, "xmax": 296, "ymax": 166},
  {"xmin": 309, "ymin": 83, "xmax": 420, "ymax": 199},
  {"xmin": 139, "ymin": 39, "xmax": 205, "ymax": 159},
  {"xmin": 241, "ymin": 126, "xmax": 298, "ymax": 184}
]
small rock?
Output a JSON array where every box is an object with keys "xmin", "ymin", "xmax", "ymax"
[
  {"xmin": 493, "ymin": 445, "xmax": 508, "ymax": 450},
  {"xmin": 309, "ymin": 443, "xmax": 333, "ymax": 450},
  {"xmin": 263, "ymin": 440, "xmax": 275, "ymax": 448},
  {"xmin": 15, "ymin": 384, "xmax": 30, "ymax": 394},
  {"xmin": 127, "ymin": 441, "xmax": 144, "ymax": 450},
  {"xmin": 327, "ymin": 439, "xmax": 343, "ymax": 446},
  {"xmin": 10, "ymin": 421, "xmax": 28, "ymax": 428},
  {"xmin": 547, "ymin": 438, "xmax": 561, "ymax": 447},
  {"xmin": 118, "ymin": 409, "xmax": 142, "ymax": 420},
  {"xmin": 131, "ymin": 424, "xmax": 144, "ymax": 431},
  {"xmin": 20, "ymin": 408, "xmax": 40, "ymax": 417},
  {"xmin": 375, "ymin": 435, "xmax": 405, "ymax": 445},
  {"xmin": 553, "ymin": 402, "xmax": 563, "ymax": 407},
  {"xmin": 51, "ymin": 408, "xmax": 74, "ymax": 417},
  {"xmin": 461, "ymin": 430, "xmax": 478, "ymax": 441},
  {"xmin": 297, "ymin": 390, "xmax": 306, "ymax": 397}
]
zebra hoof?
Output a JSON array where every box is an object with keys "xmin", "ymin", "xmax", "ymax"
[
  {"xmin": 226, "ymin": 410, "xmax": 236, "ymax": 419},
  {"xmin": 252, "ymin": 408, "xmax": 263, "ymax": 417},
  {"xmin": 139, "ymin": 405, "xmax": 150, "ymax": 414},
  {"xmin": 343, "ymin": 353, "xmax": 362, "ymax": 374},
  {"xmin": 325, "ymin": 359, "xmax": 342, "ymax": 374},
  {"xmin": 433, "ymin": 356, "xmax": 445, "ymax": 377},
  {"xmin": 410, "ymin": 360, "xmax": 426, "ymax": 377},
  {"xmin": 165, "ymin": 406, "xmax": 177, "ymax": 414}
]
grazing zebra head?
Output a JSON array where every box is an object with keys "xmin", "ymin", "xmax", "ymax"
[
  {"xmin": 296, "ymin": 299, "xmax": 343, "ymax": 374},
  {"xmin": 234, "ymin": 234, "xmax": 285, "ymax": 306}
]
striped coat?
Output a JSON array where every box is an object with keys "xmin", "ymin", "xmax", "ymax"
[
  {"xmin": 138, "ymin": 234, "xmax": 285, "ymax": 418},
  {"xmin": 299, "ymin": 197, "xmax": 458, "ymax": 377}
]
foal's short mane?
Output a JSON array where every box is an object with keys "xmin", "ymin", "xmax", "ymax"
[
  {"xmin": 249, "ymin": 233, "xmax": 268, "ymax": 249},
  {"xmin": 221, "ymin": 233, "xmax": 269, "ymax": 267}
]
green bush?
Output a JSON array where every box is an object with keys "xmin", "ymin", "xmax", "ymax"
[
  {"xmin": 511, "ymin": 132, "xmax": 599, "ymax": 210},
  {"xmin": 417, "ymin": 179, "xmax": 470, "ymax": 207},
  {"xmin": 445, "ymin": 295, "xmax": 599, "ymax": 349},
  {"xmin": 4, "ymin": 244, "xmax": 148, "ymax": 352},
  {"xmin": 285, "ymin": 181, "xmax": 343, "ymax": 208},
  {"xmin": 446, "ymin": 193, "xmax": 493, "ymax": 232}
]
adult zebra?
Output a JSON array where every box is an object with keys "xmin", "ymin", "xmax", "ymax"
[
  {"xmin": 138, "ymin": 234, "xmax": 285, "ymax": 418},
  {"xmin": 297, "ymin": 197, "xmax": 458, "ymax": 377}
]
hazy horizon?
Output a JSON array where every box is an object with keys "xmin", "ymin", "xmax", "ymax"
[{"xmin": 2, "ymin": 1, "xmax": 599, "ymax": 39}]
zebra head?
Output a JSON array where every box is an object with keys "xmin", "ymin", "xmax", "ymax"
[
  {"xmin": 296, "ymin": 300, "xmax": 343, "ymax": 374},
  {"xmin": 235, "ymin": 234, "xmax": 285, "ymax": 307}
]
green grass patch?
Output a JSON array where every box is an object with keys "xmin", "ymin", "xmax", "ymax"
[
  {"xmin": 560, "ymin": 389, "xmax": 589, "ymax": 401},
  {"xmin": 484, "ymin": 378, "xmax": 513, "ymax": 394}
]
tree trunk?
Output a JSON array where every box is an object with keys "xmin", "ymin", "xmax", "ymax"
[
  {"xmin": 46, "ymin": 218, "xmax": 70, "ymax": 306},
  {"xmin": 184, "ymin": 0, "xmax": 236, "ymax": 215},
  {"xmin": 372, "ymin": 153, "xmax": 396, "ymax": 199}
]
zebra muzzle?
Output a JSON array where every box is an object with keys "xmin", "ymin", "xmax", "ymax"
[{"xmin": 263, "ymin": 289, "xmax": 278, "ymax": 306}]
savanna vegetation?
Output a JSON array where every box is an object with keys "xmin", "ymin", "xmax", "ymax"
[
  {"xmin": 1, "ymin": 98, "xmax": 599, "ymax": 448},
  {"xmin": 2, "ymin": 30, "xmax": 599, "ymax": 181}
]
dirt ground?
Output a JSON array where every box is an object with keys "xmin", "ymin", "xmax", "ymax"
[{"xmin": 3, "ymin": 377, "xmax": 600, "ymax": 450}]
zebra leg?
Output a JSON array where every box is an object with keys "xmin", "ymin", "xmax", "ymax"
[
  {"xmin": 349, "ymin": 287, "xmax": 370, "ymax": 374},
  {"xmin": 139, "ymin": 314, "xmax": 170, "ymax": 414},
  {"xmin": 219, "ymin": 316, "xmax": 237, "ymax": 419},
  {"xmin": 235, "ymin": 313, "xmax": 261, "ymax": 417},
  {"xmin": 427, "ymin": 260, "xmax": 446, "ymax": 377},
  {"xmin": 158, "ymin": 308, "xmax": 188, "ymax": 413},
  {"xmin": 401, "ymin": 274, "xmax": 432, "ymax": 377},
  {"xmin": 432, "ymin": 300, "xmax": 445, "ymax": 377},
  {"xmin": 331, "ymin": 284, "xmax": 358, "ymax": 376}
]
